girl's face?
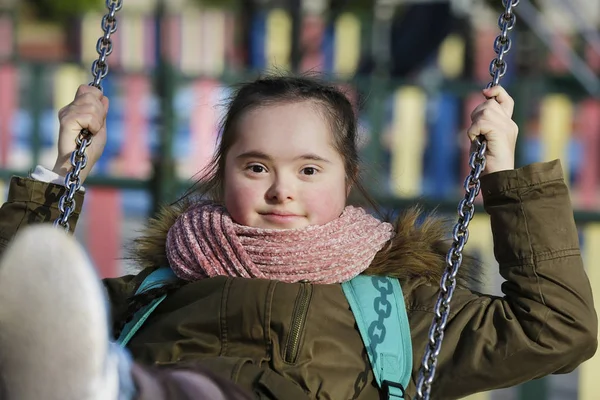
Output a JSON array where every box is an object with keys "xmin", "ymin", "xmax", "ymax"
[{"xmin": 223, "ymin": 101, "xmax": 348, "ymax": 229}]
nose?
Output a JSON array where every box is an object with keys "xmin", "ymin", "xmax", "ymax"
[{"xmin": 266, "ymin": 175, "xmax": 294, "ymax": 203}]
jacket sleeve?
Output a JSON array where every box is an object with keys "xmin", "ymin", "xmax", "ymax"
[
  {"xmin": 0, "ymin": 176, "xmax": 152, "ymax": 326},
  {"xmin": 405, "ymin": 160, "xmax": 598, "ymax": 400},
  {"xmin": 0, "ymin": 177, "xmax": 84, "ymax": 258}
]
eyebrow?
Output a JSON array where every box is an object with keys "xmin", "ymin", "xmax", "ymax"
[{"xmin": 236, "ymin": 151, "xmax": 331, "ymax": 164}]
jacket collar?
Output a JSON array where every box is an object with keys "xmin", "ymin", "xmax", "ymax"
[{"xmin": 129, "ymin": 200, "xmax": 480, "ymax": 290}]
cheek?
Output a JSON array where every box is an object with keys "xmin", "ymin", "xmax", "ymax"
[
  {"xmin": 223, "ymin": 177, "xmax": 261, "ymax": 225},
  {"xmin": 302, "ymin": 184, "xmax": 347, "ymax": 225}
]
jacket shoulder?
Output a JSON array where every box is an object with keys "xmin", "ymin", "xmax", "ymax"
[{"xmin": 365, "ymin": 206, "xmax": 481, "ymax": 291}]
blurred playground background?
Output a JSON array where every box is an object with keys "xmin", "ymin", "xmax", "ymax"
[{"xmin": 0, "ymin": 0, "xmax": 599, "ymax": 399}]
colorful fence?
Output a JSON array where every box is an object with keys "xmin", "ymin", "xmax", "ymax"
[
  {"xmin": 1, "ymin": 62, "xmax": 600, "ymax": 254},
  {"xmin": 1, "ymin": 4, "xmax": 599, "ymax": 400},
  {"xmin": 1, "ymin": 62, "xmax": 599, "ymax": 399}
]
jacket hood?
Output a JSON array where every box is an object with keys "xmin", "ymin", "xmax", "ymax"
[{"xmin": 128, "ymin": 200, "xmax": 481, "ymax": 290}]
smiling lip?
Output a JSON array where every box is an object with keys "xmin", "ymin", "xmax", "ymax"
[{"xmin": 259, "ymin": 212, "xmax": 303, "ymax": 220}]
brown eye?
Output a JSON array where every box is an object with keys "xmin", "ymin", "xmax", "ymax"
[
  {"xmin": 302, "ymin": 167, "xmax": 317, "ymax": 175},
  {"xmin": 248, "ymin": 165, "xmax": 266, "ymax": 173}
]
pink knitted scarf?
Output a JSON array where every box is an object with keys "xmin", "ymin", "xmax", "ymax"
[{"xmin": 166, "ymin": 202, "xmax": 394, "ymax": 284}]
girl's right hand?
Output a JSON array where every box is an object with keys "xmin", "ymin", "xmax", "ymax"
[{"xmin": 52, "ymin": 85, "xmax": 109, "ymax": 185}]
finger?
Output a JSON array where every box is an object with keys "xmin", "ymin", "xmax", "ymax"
[
  {"xmin": 62, "ymin": 103, "xmax": 106, "ymax": 124},
  {"xmin": 73, "ymin": 91, "xmax": 105, "ymax": 107},
  {"xmin": 101, "ymin": 97, "xmax": 110, "ymax": 116},
  {"xmin": 466, "ymin": 120, "xmax": 496, "ymax": 142},
  {"xmin": 81, "ymin": 114, "xmax": 104, "ymax": 135},
  {"xmin": 74, "ymin": 84, "xmax": 104, "ymax": 101},
  {"xmin": 470, "ymin": 103, "xmax": 486, "ymax": 122},
  {"xmin": 80, "ymin": 102, "xmax": 108, "ymax": 122},
  {"xmin": 470, "ymin": 99, "xmax": 504, "ymax": 122},
  {"xmin": 482, "ymin": 85, "xmax": 514, "ymax": 117},
  {"xmin": 466, "ymin": 121, "xmax": 480, "ymax": 142},
  {"xmin": 63, "ymin": 113, "xmax": 104, "ymax": 136}
]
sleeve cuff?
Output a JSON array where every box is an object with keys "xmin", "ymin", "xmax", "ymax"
[
  {"xmin": 480, "ymin": 160, "xmax": 564, "ymax": 198},
  {"xmin": 30, "ymin": 165, "xmax": 86, "ymax": 193}
]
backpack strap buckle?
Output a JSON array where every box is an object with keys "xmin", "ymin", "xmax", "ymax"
[{"xmin": 382, "ymin": 380, "xmax": 406, "ymax": 399}]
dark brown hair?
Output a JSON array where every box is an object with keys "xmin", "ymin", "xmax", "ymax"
[
  {"xmin": 183, "ymin": 74, "xmax": 383, "ymax": 215},
  {"xmin": 115, "ymin": 74, "xmax": 384, "ymax": 339}
]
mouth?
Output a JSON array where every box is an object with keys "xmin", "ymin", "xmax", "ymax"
[
  {"xmin": 261, "ymin": 211, "xmax": 300, "ymax": 217},
  {"xmin": 259, "ymin": 212, "xmax": 304, "ymax": 222}
]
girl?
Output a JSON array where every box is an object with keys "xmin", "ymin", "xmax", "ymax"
[{"xmin": 0, "ymin": 76, "xmax": 597, "ymax": 400}]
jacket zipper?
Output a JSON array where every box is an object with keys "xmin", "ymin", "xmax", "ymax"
[{"xmin": 284, "ymin": 282, "xmax": 313, "ymax": 363}]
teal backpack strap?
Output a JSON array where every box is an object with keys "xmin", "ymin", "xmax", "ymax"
[
  {"xmin": 116, "ymin": 267, "xmax": 177, "ymax": 347},
  {"xmin": 342, "ymin": 275, "xmax": 412, "ymax": 399}
]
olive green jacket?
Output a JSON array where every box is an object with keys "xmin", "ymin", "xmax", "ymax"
[{"xmin": 0, "ymin": 160, "xmax": 597, "ymax": 399}]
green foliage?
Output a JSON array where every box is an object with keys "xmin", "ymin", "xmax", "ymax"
[
  {"xmin": 180, "ymin": 0, "xmax": 240, "ymax": 11},
  {"xmin": 25, "ymin": 0, "xmax": 103, "ymax": 21},
  {"xmin": 194, "ymin": 0, "xmax": 238, "ymax": 8}
]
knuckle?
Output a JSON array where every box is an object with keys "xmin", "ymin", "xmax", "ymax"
[
  {"xmin": 58, "ymin": 106, "xmax": 68, "ymax": 118},
  {"xmin": 62, "ymin": 113, "xmax": 80, "ymax": 124},
  {"xmin": 76, "ymin": 85, "xmax": 95, "ymax": 98},
  {"xmin": 467, "ymin": 124, "xmax": 478, "ymax": 136},
  {"xmin": 89, "ymin": 86, "xmax": 103, "ymax": 97},
  {"xmin": 83, "ymin": 103, "xmax": 101, "ymax": 115},
  {"xmin": 511, "ymin": 121, "xmax": 519, "ymax": 134},
  {"xmin": 470, "ymin": 110, "xmax": 478, "ymax": 121},
  {"xmin": 80, "ymin": 91, "xmax": 97, "ymax": 100},
  {"xmin": 82, "ymin": 92, "xmax": 98, "ymax": 102},
  {"xmin": 74, "ymin": 113, "xmax": 92, "ymax": 126}
]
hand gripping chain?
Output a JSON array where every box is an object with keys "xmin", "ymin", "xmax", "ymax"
[
  {"xmin": 414, "ymin": 1, "xmax": 520, "ymax": 398},
  {"xmin": 54, "ymin": 0, "xmax": 123, "ymax": 231}
]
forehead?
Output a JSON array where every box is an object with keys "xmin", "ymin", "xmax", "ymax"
[{"xmin": 232, "ymin": 101, "xmax": 337, "ymax": 154}]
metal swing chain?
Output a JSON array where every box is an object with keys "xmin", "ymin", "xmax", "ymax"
[
  {"xmin": 53, "ymin": 0, "xmax": 123, "ymax": 231},
  {"xmin": 414, "ymin": 1, "xmax": 519, "ymax": 399}
]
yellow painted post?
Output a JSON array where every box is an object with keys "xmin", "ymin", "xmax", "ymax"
[
  {"xmin": 125, "ymin": 0, "xmax": 157, "ymax": 13},
  {"xmin": 180, "ymin": 8, "xmax": 203, "ymax": 75},
  {"xmin": 464, "ymin": 214, "xmax": 497, "ymax": 294},
  {"xmin": 437, "ymin": 34, "xmax": 466, "ymax": 79},
  {"xmin": 120, "ymin": 14, "xmax": 145, "ymax": 73},
  {"xmin": 81, "ymin": 13, "xmax": 102, "ymax": 66},
  {"xmin": 0, "ymin": 180, "xmax": 5, "ymax": 202},
  {"xmin": 539, "ymin": 95, "xmax": 573, "ymax": 184},
  {"xmin": 390, "ymin": 87, "xmax": 427, "ymax": 198},
  {"xmin": 203, "ymin": 10, "xmax": 225, "ymax": 76},
  {"xmin": 266, "ymin": 9, "xmax": 291, "ymax": 70},
  {"xmin": 579, "ymin": 223, "xmax": 600, "ymax": 400},
  {"xmin": 334, "ymin": 12, "xmax": 360, "ymax": 78}
]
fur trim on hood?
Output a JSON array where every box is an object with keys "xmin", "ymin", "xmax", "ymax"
[{"xmin": 127, "ymin": 201, "xmax": 481, "ymax": 290}]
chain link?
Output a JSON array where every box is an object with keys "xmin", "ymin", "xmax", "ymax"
[
  {"xmin": 54, "ymin": 0, "xmax": 123, "ymax": 232},
  {"xmin": 414, "ymin": 1, "xmax": 519, "ymax": 398},
  {"xmin": 48, "ymin": 1, "xmax": 518, "ymax": 395}
]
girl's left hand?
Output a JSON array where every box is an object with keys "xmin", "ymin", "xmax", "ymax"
[{"xmin": 467, "ymin": 85, "xmax": 519, "ymax": 176}]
